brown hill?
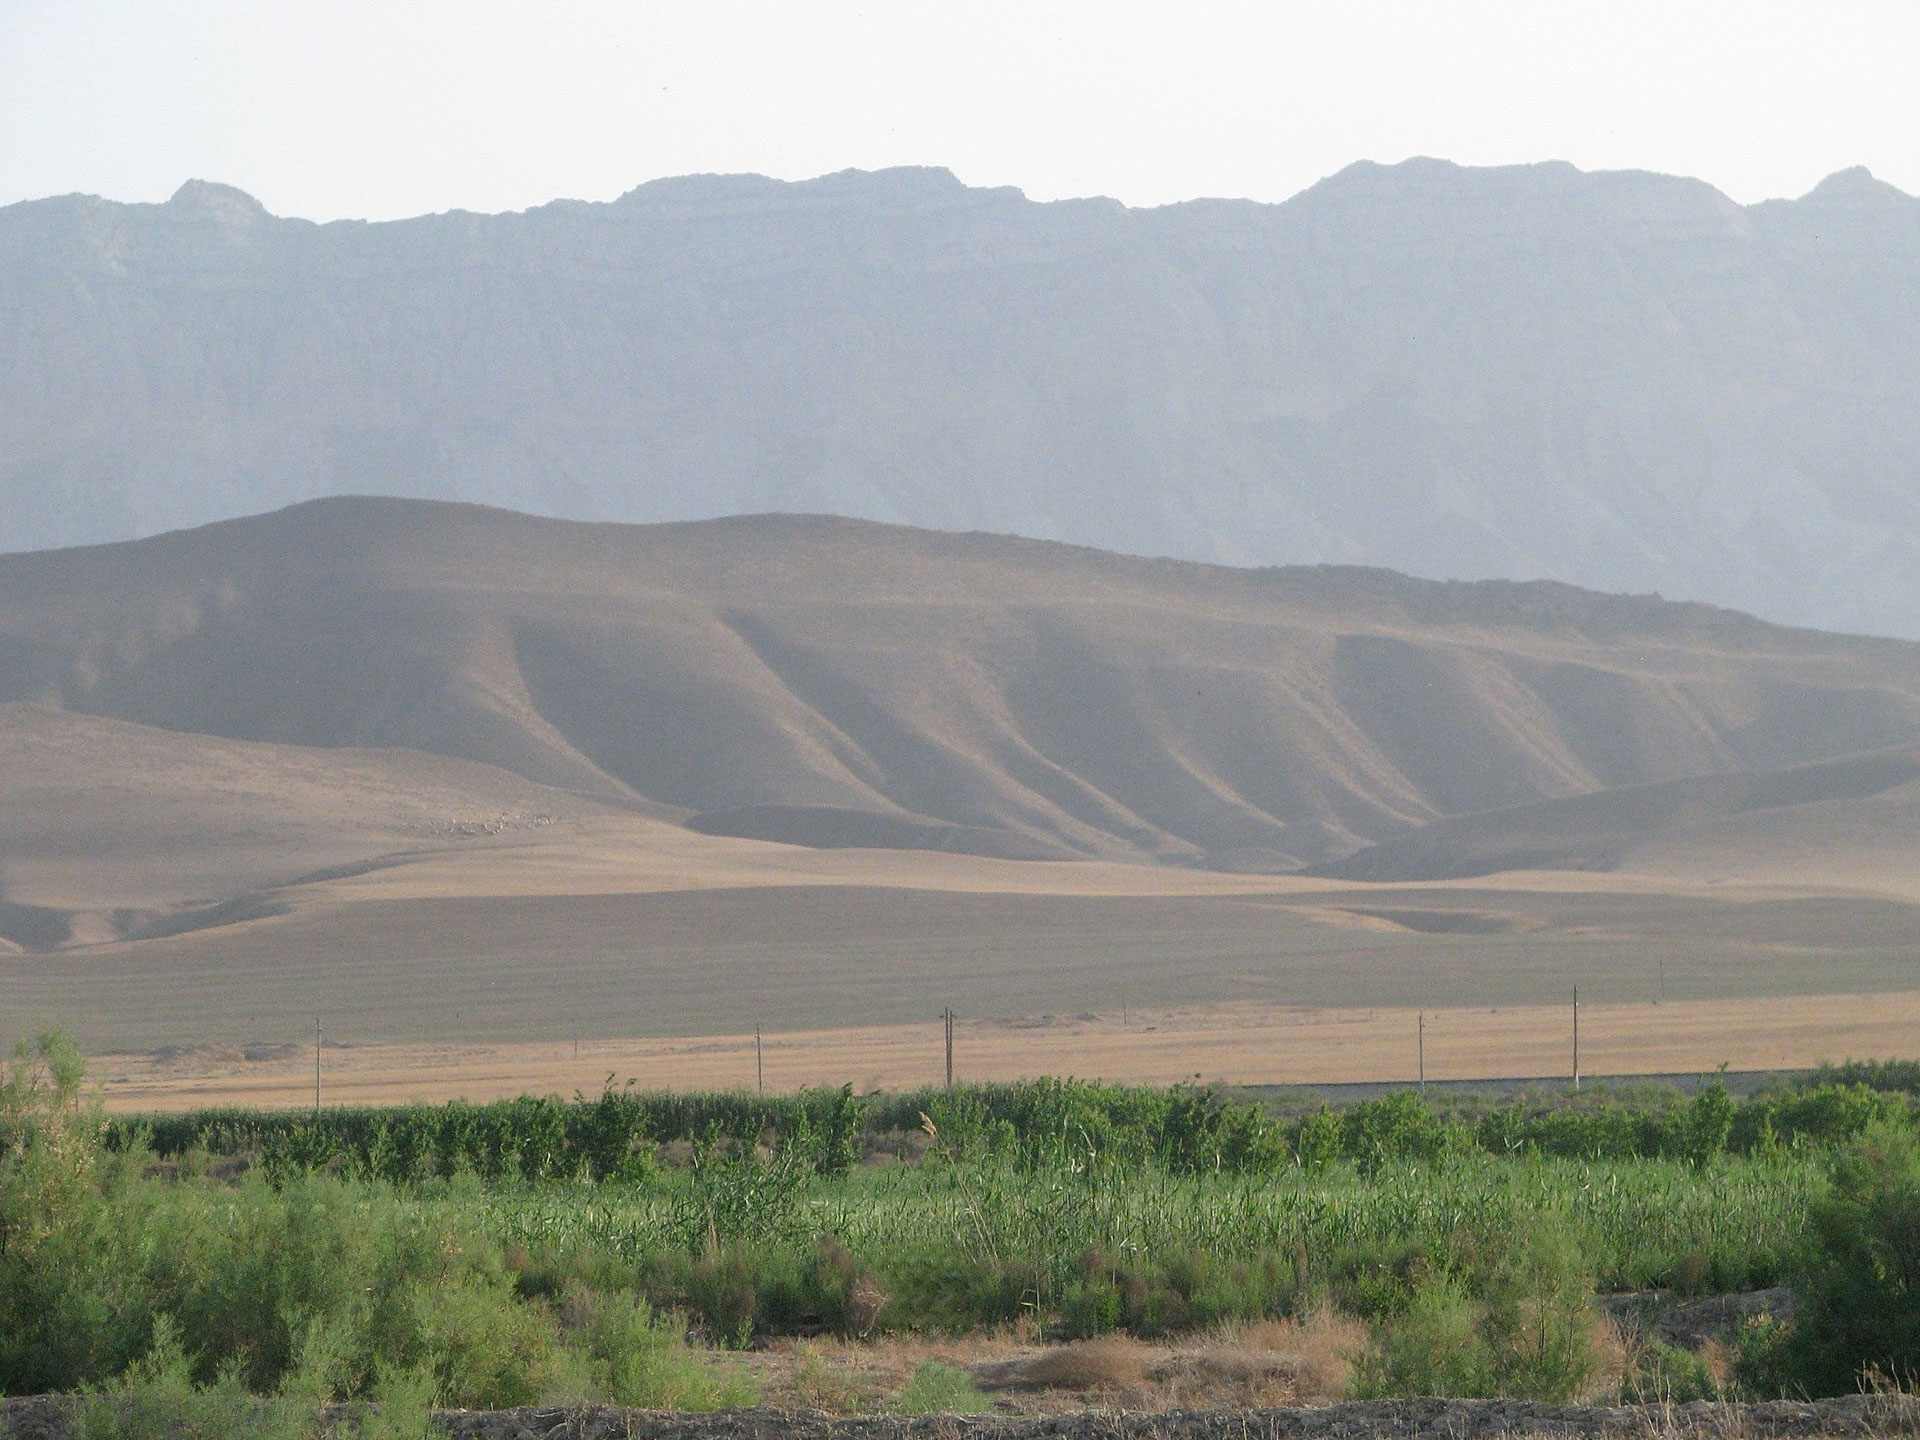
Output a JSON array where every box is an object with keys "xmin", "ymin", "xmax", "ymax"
[
  {"xmin": 7, "ymin": 500, "xmax": 1920, "ymax": 1056},
  {"xmin": 4, "ymin": 496, "xmax": 1920, "ymax": 885},
  {"xmin": 1315, "ymin": 745, "xmax": 1920, "ymax": 883},
  {"xmin": 0, "ymin": 701, "xmax": 641, "ymax": 948}
]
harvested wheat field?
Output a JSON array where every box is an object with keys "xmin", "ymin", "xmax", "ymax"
[{"xmin": 85, "ymin": 989, "xmax": 1920, "ymax": 1112}]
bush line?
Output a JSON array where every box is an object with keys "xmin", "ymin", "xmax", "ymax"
[{"xmin": 91, "ymin": 1071, "xmax": 1920, "ymax": 1186}]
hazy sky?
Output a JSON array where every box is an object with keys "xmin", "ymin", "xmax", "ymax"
[{"xmin": 5, "ymin": 0, "xmax": 1916, "ymax": 219}]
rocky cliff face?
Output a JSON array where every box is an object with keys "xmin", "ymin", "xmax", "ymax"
[{"xmin": 3, "ymin": 160, "xmax": 1917, "ymax": 635}]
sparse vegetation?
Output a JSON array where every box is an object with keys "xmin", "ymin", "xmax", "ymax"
[{"xmin": 11, "ymin": 1034, "xmax": 1920, "ymax": 1431}]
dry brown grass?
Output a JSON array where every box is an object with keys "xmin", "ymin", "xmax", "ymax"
[
  {"xmin": 1004, "ymin": 1338, "xmax": 1154, "ymax": 1394},
  {"xmin": 1698, "ymin": 1338, "xmax": 1735, "ymax": 1395},
  {"xmin": 749, "ymin": 1331, "xmax": 1035, "ymax": 1414},
  {"xmin": 967, "ymin": 1316, "xmax": 1368, "ymax": 1411},
  {"xmin": 782, "ymin": 1342, "xmax": 879, "ymax": 1415},
  {"xmin": 626, "ymin": 1315, "xmax": 1920, "ymax": 1425},
  {"xmin": 1585, "ymin": 1316, "xmax": 1635, "ymax": 1403},
  {"xmin": 1223, "ymin": 1315, "xmax": 1367, "ymax": 1400},
  {"xmin": 1141, "ymin": 1315, "xmax": 1368, "ymax": 1409}
]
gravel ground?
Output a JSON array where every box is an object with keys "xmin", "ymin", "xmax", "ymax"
[{"xmin": 6, "ymin": 1396, "xmax": 1919, "ymax": 1440}]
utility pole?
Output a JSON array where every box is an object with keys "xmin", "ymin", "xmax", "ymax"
[
  {"xmin": 1418, "ymin": 1011, "xmax": 1426, "ymax": 1093},
  {"xmin": 313, "ymin": 1016, "xmax": 322, "ymax": 1114},
  {"xmin": 1572, "ymin": 986, "xmax": 1581, "ymax": 1091},
  {"xmin": 756, "ymin": 1026, "xmax": 764, "ymax": 1095}
]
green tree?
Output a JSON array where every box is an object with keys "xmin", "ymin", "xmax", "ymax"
[{"xmin": 1759, "ymin": 1122, "xmax": 1920, "ymax": 1395}]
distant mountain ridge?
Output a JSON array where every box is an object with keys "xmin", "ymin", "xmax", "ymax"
[
  {"xmin": 3, "ymin": 159, "xmax": 1919, "ymax": 635},
  {"xmin": 5, "ymin": 498, "xmax": 1920, "ymax": 884}
]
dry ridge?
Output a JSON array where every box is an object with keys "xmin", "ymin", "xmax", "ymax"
[{"xmin": 5, "ymin": 497, "xmax": 1920, "ymax": 903}]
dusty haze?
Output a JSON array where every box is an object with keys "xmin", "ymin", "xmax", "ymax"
[{"xmin": 5, "ymin": 160, "xmax": 1919, "ymax": 636}]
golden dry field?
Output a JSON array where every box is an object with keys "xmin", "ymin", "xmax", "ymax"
[{"xmin": 87, "ymin": 988, "xmax": 1920, "ymax": 1113}]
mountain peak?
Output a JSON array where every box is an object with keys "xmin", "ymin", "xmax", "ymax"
[
  {"xmin": 1304, "ymin": 156, "xmax": 1592, "ymax": 204},
  {"xmin": 805, "ymin": 164, "xmax": 967, "ymax": 192},
  {"xmin": 1803, "ymin": 166, "xmax": 1912, "ymax": 205},
  {"xmin": 166, "ymin": 179, "xmax": 268, "ymax": 220},
  {"xmin": 613, "ymin": 165, "xmax": 1016, "ymax": 216}
]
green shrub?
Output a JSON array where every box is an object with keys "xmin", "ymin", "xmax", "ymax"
[
  {"xmin": 787, "ymin": 1236, "xmax": 889, "ymax": 1336},
  {"xmin": 1758, "ymin": 1121, "xmax": 1920, "ymax": 1396},
  {"xmin": 1293, "ymin": 1108, "xmax": 1343, "ymax": 1170},
  {"xmin": 1802, "ymin": 1060, "xmax": 1920, "ymax": 1097},
  {"xmin": 1352, "ymin": 1274, "xmax": 1487, "ymax": 1397},
  {"xmin": 405, "ymin": 1273, "xmax": 559, "ymax": 1409},
  {"xmin": 881, "ymin": 1247, "xmax": 1042, "ymax": 1334},
  {"xmin": 349, "ymin": 1363, "xmax": 440, "ymax": 1440},
  {"xmin": 157, "ymin": 1175, "xmax": 376, "ymax": 1391},
  {"xmin": 0, "ymin": 1032, "xmax": 152, "ymax": 1392},
  {"xmin": 790, "ymin": 1084, "xmax": 862, "ymax": 1178},
  {"xmin": 1353, "ymin": 1219, "xmax": 1600, "ymax": 1401},
  {"xmin": 1157, "ymin": 1086, "xmax": 1288, "ymax": 1174},
  {"xmin": 1681, "ymin": 1082, "xmax": 1735, "ymax": 1163},
  {"xmin": 1057, "ymin": 1276, "xmax": 1122, "ymax": 1338},
  {"xmin": 1323, "ymin": 1240, "xmax": 1442, "ymax": 1320},
  {"xmin": 74, "ymin": 1316, "xmax": 315, "ymax": 1440},
  {"xmin": 555, "ymin": 1287, "xmax": 757, "ymax": 1410},
  {"xmin": 276, "ymin": 1309, "xmax": 364, "ymax": 1408},
  {"xmin": 916, "ymin": 1091, "xmax": 1013, "ymax": 1162},
  {"xmin": 1470, "ymin": 1219, "xmax": 1600, "ymax": 1402},
  {"xmin": 681, "ymin": 1248, "xmax": 764, "ymax": 1345},
  {"xmin": 1621, "ymin": 1337, "xmax": 1721, "ymax": 1403},
  {"xmin": 1341, "ymin": 1093, "xmax": 1465, "ymax": 1172},
  {"xmin": 673, "ymin": 1132, "xmax": 813, "ymax": 1253}
]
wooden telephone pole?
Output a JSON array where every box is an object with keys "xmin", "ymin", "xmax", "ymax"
[{"xmin": 1572, "ymin": 986, "xmax": 1581, "ymax": 1091}]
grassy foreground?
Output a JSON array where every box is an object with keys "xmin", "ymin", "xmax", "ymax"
[{"xmin": 8, "ymin": 1034, "xmax": 1920, "ymax": 1433}]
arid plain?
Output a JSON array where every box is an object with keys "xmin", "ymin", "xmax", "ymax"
[{"xmin": 5, "ymin": 500, "xmax": 1920, "ymax": 1107}]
